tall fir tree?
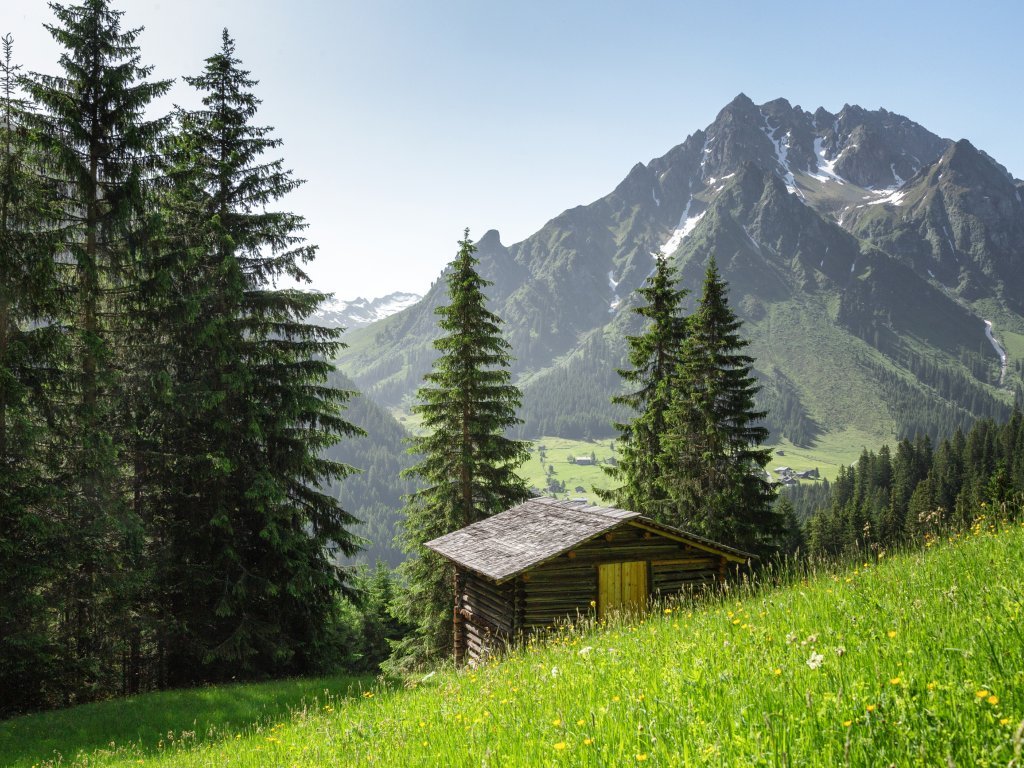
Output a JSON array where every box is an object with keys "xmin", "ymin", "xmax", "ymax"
[
  {"xmin": 0, "ymin": 33, "xmax": 66, "ymax": 716},
  {"xmin": 144, "ymin": 30, "xmax": 362, "ymax": 684},
  {"xmin": 660, "ymin": 257, "xmax": 782, "ymax": 556},
  {"xmin": 393, "ymin": 230, "xmax": 530, "ymax": 666},
  {"xmin": 22, "ymin": 0, "xmax": 171, "ymax": 701},
  {"xmin": 598, "ymin": 251, "xmax": 688, "ymax": 518}
]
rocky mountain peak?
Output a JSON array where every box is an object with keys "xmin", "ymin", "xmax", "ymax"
[{"xmin": 477, "ymin": 228, "xmax": 503, "ymax": 248}]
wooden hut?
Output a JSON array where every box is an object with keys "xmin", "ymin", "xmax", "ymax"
[{"xmin": 424, "ymin": 497, "xmax": 752, "ymax": 665}]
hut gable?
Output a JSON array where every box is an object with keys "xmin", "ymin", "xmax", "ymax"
[{"xmin": 426, "ymin": 498, "xmax": 754, "ymax": 665}]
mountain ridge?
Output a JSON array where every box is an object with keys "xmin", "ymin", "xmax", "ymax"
[{"xmin": 312, "ymin": 291, "xmax": 422, "ymax": 329}]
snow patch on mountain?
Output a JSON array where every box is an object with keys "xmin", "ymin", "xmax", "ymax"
[
  {"xmin": 311, "ymin": 291, "xmax": 422, "ymax": 328},
  {"xmin": 984, "ymin": 320, "xmax": 1008, "ymax": 384},
  {"xmin": 660, "ymin": 198, "xmax": 705, "ymax": 256},
  {"xmin": 761, "ymin": 114, "xmax": 800, "ymax": 197},
  {"xmin": 807, "ymin": 137, "xmax": 847, "ymax": 184},
  {"xmin": 867, "ymin": 188, "xmax": 907, "ymax": 206},
  {"xmin": 607, "ymin": 270, "xmax": 622, "ymax": 313}
]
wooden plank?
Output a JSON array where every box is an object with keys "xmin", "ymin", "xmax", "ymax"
[
  {"xmin": 571, "ymin": 542, "xmax": 688, "ymax": 559},
  {"xmin": 597, "ymin": 562, "xmax": 618, "ymax": 619},
  {"xmin": 464, "ymin": 581, "xmax": 512, "ymax": 606},
  {"xmin": 528, "ymin": 585, "xmax": 593, "ymax": 598},
  {"xmin": 627, "ymin": 521, "xmax": 748, "ymax": 562},
  {"xmin": 624, "ymin": 561, "xmax": 647, "ymax": 609},
  {"xmin": 651, "ymin": 561, "xmax": 716, "ymax": 573},
  {"xmin": 461, "ymin": 594, "xmax": 510, "ymax": 619},
  {"xmin": 459, "ymin": 607, "xmax": 513, "ymax": 636}
]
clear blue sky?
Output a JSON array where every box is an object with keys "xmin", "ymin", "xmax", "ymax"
[{"xmin": 6, "ymin": 0, "xmax": 1023, "ymax": 300}]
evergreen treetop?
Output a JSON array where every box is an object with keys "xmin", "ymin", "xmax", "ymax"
[
  {"xmin": 661, "ymin": 256, "xmax": 781, "ymax": 555},
  {"xmin": 19, "ymin": 0, "xmax": 172, "ymax": 701},
  {"xmin": 403, "ymin": 229, "xmax": 531, "ymax": 532},
  {"xmin": 142, "ymin": 29, "xmax": 362, "ymax": 683},
  {"xmin": 599, "ymin": 250, "xmax": 688, "ymax": 517},
  {"xmin": 394, "ymin": 229, "xmax": 529, "ymax": 665}
]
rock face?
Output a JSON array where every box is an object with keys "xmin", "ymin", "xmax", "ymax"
[{"xmin": 339, "ymin": 95, "xmax": 1023, "ymax": 444}]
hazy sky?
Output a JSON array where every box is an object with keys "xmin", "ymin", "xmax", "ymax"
[{"xmin": 6, "ymin": 0, "xmax": 1023, "ymax": 300}]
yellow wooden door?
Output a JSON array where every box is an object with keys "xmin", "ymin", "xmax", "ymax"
[{"xmin": 598, "ymin": 561, "xmax": 648, "ymax": 618}]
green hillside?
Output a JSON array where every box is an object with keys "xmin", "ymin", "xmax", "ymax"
[{"xmin": 6, "ymin": 520, "xmax": 1022, "ymax": 767}]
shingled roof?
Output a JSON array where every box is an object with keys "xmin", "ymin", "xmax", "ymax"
[{"xmin": 424, "ymin": 497, "xmax": 752, "ymax": 583}]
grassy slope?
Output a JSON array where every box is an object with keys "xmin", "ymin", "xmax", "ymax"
[
  {"xmin": 8, "ymin": 521, "xmax": 1023, "ymax": 767},
  {"xmin": 0, "ymin": 675, "xmax": 372, "ymax": 768},
  {"xmin": 769, "ymin": 427, "xmax": 882, "ymax": 481},
  {"xmin": 521, "ymin": 436, "xmax": 618, "ymax": 498}
]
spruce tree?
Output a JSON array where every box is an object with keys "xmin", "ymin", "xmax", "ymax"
[
  {"xmin": 0, "ymin": 33, "xmax": 65, "ymax": 716},
  {"xmin": 660, "ymin": 256, "xmax": 780, "ymax": 555},
  {"xmin": 23, "ymin": 0, "xmax": 171, "ymax": 700},
  {"xmin": 146, "ymin": 30, "xmax": 361, "ymax": 683},
  {"xmin": 394, "ymin": 230, "xmax": 530, "ymax": 665},
  {"xmin": 598, "ymin": 252, "xmax": 688, "ymax": 518}
]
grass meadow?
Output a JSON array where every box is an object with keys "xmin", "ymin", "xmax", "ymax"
[{"xmin": 4, "ymin": 518, "xmax": 1023, "ymax": 767}]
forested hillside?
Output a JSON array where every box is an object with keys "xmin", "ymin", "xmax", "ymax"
[
  {"xmin": 805, "ymin": 411, "xmax": 1024, "ymax": 556},
  {"xmin": 324, "ymin": 372, "xmax": 415, "ymax": 567}
]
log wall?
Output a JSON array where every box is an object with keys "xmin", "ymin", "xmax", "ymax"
[
  {"xmin": 455, "ymin": 522, "xmax": 730, "ymax": 664},
  {"xmin": 456, "ymin": 569, "xmax": 518, "ymax": 665}
]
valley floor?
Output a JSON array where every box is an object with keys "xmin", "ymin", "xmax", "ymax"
[{"xmin": 4, "ymin": 520, "xmax": 1022, "ymax": 767}]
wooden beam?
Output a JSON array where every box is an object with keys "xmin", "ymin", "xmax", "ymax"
[{"xmin": 627, "ymin": 521, "xmax": 748, "ymax": 562}]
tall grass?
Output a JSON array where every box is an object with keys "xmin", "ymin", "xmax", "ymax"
[{"xmin": 6, "ymin": 519, "xmax": 1024, "ymax": 766}]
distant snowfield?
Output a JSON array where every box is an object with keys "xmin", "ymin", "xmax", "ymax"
[{"xmin": 311, "ymin": 291, "xmax": 422, "ymax": 328}]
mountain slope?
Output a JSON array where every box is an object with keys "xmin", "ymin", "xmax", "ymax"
[
  {"xmin": 338, "ymin": 95, "xmax": 1022, "ymax": 445},
  {"xmin": 325, "ymin": 371, "xmax": 416, "ymax": 566}
]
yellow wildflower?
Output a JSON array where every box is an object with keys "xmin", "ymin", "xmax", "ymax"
[
  {"xmin": 866, "ymin": 705, "xmax": 876, "ymax": 712},
  {"xmin": 987, "ymin": 695, "xmax": 999, "ymax": 705},
  {"xmin": 887, "ymin": 631, "xmax": 897, "ymax": 638},
  {"xmin": 890, "ymin": 677, "xmax": 901, "ymax": 685},
  {"xmin": 636, "ymin": 755, "xmax": 649, "ymax": 762},
  {"xmin": 843, "ymin": 720, "xmax": 853, "ymax": 727},
  {"xmin": 976, "ymin": 690, "xmax": 990, "ymax": 698},
  {"xmin": 584, "ymin": 738, "xmax": 594, "ymax": 746},
  {"xmin": 553, "ymin": 742, "xmax": 567, "ymax": 751}
]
